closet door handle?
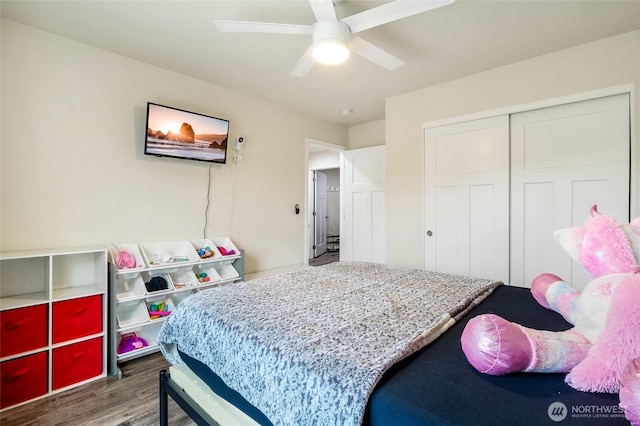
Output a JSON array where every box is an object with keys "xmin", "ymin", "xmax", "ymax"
[{"xmin": 426, "ymin": 230, "xmax": 433, "ymax": 237}]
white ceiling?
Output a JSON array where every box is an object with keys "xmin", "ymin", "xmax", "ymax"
[{"xmin": 2, "ymin": 1, "xmax": 639, "ymax": 127}]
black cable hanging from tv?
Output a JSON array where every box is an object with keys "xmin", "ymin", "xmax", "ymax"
[{"xmin": 203, "ymin": 162, "xmax": 213, "ymax": 238}]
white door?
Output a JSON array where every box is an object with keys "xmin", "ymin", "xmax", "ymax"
[
  {"xmin": 510, "ymin": 93, "xmax": 630, "ymax": 289},
  {"xmin": 424, "ymin": 116, "xmax": 510, "ymax": 283},
  {"xmin": 314, "ymin": 170, "xmax": 328, "ymax": 257},
  {"xmin": 341, "ymin": 146, "xmax": 385, "ymax": 262}
]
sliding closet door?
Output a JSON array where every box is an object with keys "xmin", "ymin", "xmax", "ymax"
[
  {"xmin": 424, "ymin": 116, "xmax": 510, "ymax": 283},
  {"xmin": 510, "ymin": 93, "xmax": 630, "ymax": 289}
]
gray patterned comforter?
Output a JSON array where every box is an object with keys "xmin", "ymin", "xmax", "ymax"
[{"xmin": 158, "ymin": 261, "xmax": 501, "ymax": 426}]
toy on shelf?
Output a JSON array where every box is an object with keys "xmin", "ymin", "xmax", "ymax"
[
  {"xmin": 171, "ymin": 272, "xmax": 197, "ymax": 289},
  {"xmin": 145, "ymin": 276, "xmax": 169, "ymax": 293},
  {"xmin": 196, "ymin": 272, "xmax": 210, "ymax": 283},
  {"xmin": 110, "ymin": 244, "xmax": 137, "ymax": 269},
  {"xmin": 197, "ymin": 246, "xmax": 215, "ymax": 259},
  {"xmin": 148, "ymin": 301, "xmax": 172, "ymax": 320},
  {"xmin": 461, "ymin": 205, "xmax": 640, "ymax": 425},
  {"xmin": 151, "ymin": 250, "xmax": 189, "ymax": 265},
  {"xmin": 117, "ymin": 332, "xmax": 148, "ymax": 354},
  {"xmin": 218, "ymin": 246, "xmax": 236, "ymax": 256}
]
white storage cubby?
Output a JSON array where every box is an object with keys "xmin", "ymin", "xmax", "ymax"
[
  {"xmin": 116, "ymin": 299, "xmax": 149, "ymax": 328},
  {"xmin": 114, "ymin": 274, "xmax": 146, "ymax": 302},
  {"xmin": 108, "ymin": 243, "xmax": 146, "ymax": 277},
  {"xmin": 108, "ymin": 238, "xmax": 243, "ymax": 377},
  {"xmin": 140, "ymin": 271, "xmax": 174, "ymax": 295},
  {"xmin": 172, "ymin": 289, "xmax": 196, "ymax": 305},
  {"xmin": 190, "ymin": 238, "xmax": 222, "ymax": 261},
  {"xmin": 145, "ymin": 295, "xmax": 175, "ymax": 320},
  {"xmin": 212, "ymin": 237, "xmax": 240, "ymax": 262},
  {"xmin": 214, "ymin": 263, "xmax": 241, "ymax": 280},
  {"xmin": 169, "ymin": 269, "xmax": 199, "ymax": 290},
  {"xmin": 115, "ymin": 321, "xmax": 164, "ymax": 359},
  {"xmin": 193, "ymin": 264, "xmax": 223, "ymax": 285},
  {"xmin": 0, "ymin": 246, "xmax": 107, "ymax": 411},
  {"xmin": 140, "ymin": 240, "xmax": 201, "ymax": 268}
]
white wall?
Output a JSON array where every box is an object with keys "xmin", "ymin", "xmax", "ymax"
[
  {"xmin": 348, "ymin": 120, "xmax": 385, "ymax": 149},
  {"xmin": 0, "ymin": 20, "xmax": 348, "ymax": 274},
  {"xmin": 386, "ymin": 30, "xmax": 640, "ymax": 268}
]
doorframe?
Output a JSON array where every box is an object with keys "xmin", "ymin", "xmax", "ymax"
[
  {"xmin": 304, "ymin": 138, "xmax": 345, "ymax": 265},
  {"xmin": 421, "ymin": 84, "xmax": 637, "ymax": 268}
]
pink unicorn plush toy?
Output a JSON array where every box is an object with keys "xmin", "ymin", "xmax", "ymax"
[{"xmin": 461, "ymin": 206, "xmax": 640, "ymax": 425}]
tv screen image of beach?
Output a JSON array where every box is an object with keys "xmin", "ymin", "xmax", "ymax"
[{"xmin": 145, "ymin": 103, "xmax": 230, "ymax": 164}]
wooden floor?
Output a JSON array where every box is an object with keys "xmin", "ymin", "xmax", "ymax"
[
  {"xmin": 0, "ymin": 352, "xmax": 195, "ymax": 426},
  {"xmin": 309, "ymin": 250, "xmax": 339, "ymax": 266}
]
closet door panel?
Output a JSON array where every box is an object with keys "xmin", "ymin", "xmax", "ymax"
[
  {"xmin": 434, "ymin": 186, "xmax": 458, "ymax": 274},
  {"xmin": 511, "ymin": 93, "xmax": 630, "ymax": 289},
  {"xmin": 521, "ymin": 182, "xmax": 558, "ymax": 288},
  {"xmin": 424, "ymin": 115, "xmax": 509, "ymax": 283},
  {"xmin": 469, "ymin": 184, "xmax": 498, "ymax": 280}
]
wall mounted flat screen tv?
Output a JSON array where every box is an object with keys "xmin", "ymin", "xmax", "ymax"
[{"xmin": 145, "ymin": 102, "xmax": 230, "ymax": 164}]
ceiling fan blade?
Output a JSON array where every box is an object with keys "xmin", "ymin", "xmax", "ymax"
[
  {"xmin": 308, "ymin": 0, "xmax": 338, "ymax": 22},
  {"xmin": 290, "ymin": 45, "xmax": 315, "ymax": 77},
  {"xmin": 342, "ymin": 0, "xmax": 455, "ymax": 33},
  {"xmin": 214, "ymin": 20, "xmax": 313, "ymax": 35},
  {"xmin": 349, "ymin": 36, "xmax": 404, "ymax": 71}
]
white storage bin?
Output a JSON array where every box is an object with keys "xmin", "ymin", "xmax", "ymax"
[
  {"xmin": 212, "ymin": 237, "xmax": 239, "ymax": 259},
  {"xmin": 169, "ymin": 270, "xmax": 199, "ymax": 290},
  {"xmin": 116, "ymin": 321, "xmax": 163, "ymax": 359},
  {"xmin": 116, "ymin": 330, "xmax": 150, "ymax": 355},
  {"xmin": 190, "ymin": 239, "xmax": 222, "ymax": 260},
  {"xmin": 193, "ymin": 265, "xmax": 222, "ymax": 285},
  {"xmin": 140, "ymin": 240, "xmax": 200, "ymax": 268},
  {"xmin": 115, "ymin": 274, "xmax": 146, "ymax": 302},
  {"xmin": 116, "ymin": 299, "xmax": 149, "ymax": 328},
  {"xmin": 131, "ymin": 321, "xmax": 163, "ymax": 347},
  {"xmin": 172, "ymin": 289, "xmax": 195, "ymax": 305},
  {"xmin": 141, "ymin": 271, "xmax": 174, "ymax": 295},
  {"xmin": 109, "ymin": 243, "xmax": 146, "ymax": 277},
  {"xmin": 196, "ymin": 281, "xmax": 225, "ymax": 291},
  {"xmin": 214, "ymin": 263, "xmax": 240, "ymax": 280},
  {"xmin": 145, "ymin": 296, "xmax": 175, "ymax": 321}
]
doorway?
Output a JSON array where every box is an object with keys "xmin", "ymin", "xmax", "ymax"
[
  {"xmin": 310, "ymin": 168, "xmax": 341, "ymax": 266},
  {"xmin": 306, "ymin": 140, "xmax": 344, "ymax": 267}
]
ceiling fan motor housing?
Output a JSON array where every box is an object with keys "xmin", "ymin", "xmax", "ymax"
[{"xmin": 312, "ymin": 21, "xmax": 351, "ymax": 64}]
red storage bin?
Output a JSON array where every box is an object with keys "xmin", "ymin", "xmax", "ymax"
[
  {"xmin": 52, "ymin": 337, "xmax": 102, "ymax": 390},
  {"xmin": 0, "ymin": 304, "xmax": 48, "ymax": 358},
  {"xmin": 52, "ymin": 295, "xmax": 102, "ymax": 343},
  {"xmin": 0, "ymin": 351, "xmax": 48, "ymax": 409}
]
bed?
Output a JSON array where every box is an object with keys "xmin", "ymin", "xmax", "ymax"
[{"xmin": 157, "ymin": 262, "xmax": 628, "ymax": 426}]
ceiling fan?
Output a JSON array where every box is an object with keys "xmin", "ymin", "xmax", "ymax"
[{"xmin": 214, "ymin": 0, "xmax": 455, "ymax": 77}]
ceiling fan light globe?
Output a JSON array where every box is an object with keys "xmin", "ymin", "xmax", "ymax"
[{"xmin": 312, "ymin": 39, "xmax": 349, "ymax": 65}]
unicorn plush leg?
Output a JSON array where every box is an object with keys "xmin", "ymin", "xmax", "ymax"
[
  {"xmin": 461, "ymin": 314, "xmax": 591, "ymax": 375},
  {"xmin": 531, "ymin": 273, "xmax": 581, "ymax": 324}
]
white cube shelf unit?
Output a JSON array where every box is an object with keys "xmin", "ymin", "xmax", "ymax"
[
  {"xmin": 108, "ymin": 238, "xmax": 243, "ymax": 378},
  {"xmin": 0, "ymin": 246, "xmax": 108, "ymax": 411}
]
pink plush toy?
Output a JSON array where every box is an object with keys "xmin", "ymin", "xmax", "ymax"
[{"xmin": 461, "ymin": 206, "xmax": 640, "ymax": 425}]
